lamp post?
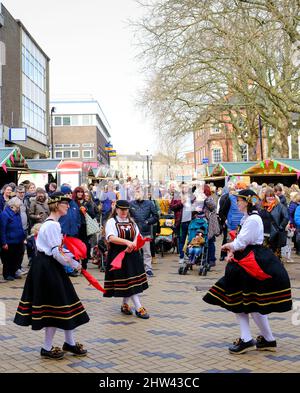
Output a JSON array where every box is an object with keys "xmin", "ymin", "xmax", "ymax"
[
  {"xmin": 258, "ymin": 114, "xmax": 263, "ymax": 161},
  {"xmin": 146, "ymin": 151, "xmax": 150, "ymax": 186},
  {"xmin": 50, "ymin": 107, "xmax": 56, "ymax": 158}
]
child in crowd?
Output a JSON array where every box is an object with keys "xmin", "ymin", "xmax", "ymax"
[
  {"xmin": 281, "ymin": 225, "xmax": 296, "ymax": 263},
  {"xmin": 187, "ymin": 230, "xmax": 205, "ymax": 264}
]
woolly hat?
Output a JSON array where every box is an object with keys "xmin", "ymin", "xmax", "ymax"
[{"xmin": 60, "ymin": 185, "xmax": 72, "ymax": 195}]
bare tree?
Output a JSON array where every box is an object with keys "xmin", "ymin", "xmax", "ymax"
[{"xmin": 134, "ymin": 0, "xmax": 300, "ymax": 158}]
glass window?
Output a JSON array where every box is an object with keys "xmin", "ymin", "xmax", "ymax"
[
  {"xmin": 211, "ymin": 125, "xmax": 220, "ymax": 134},
  {"xmin": 71, "ymin": 150, "xmax": 80, "ymax": 158},
  {"xmin": 64, "ymin": 151, "xmax": 71, "ymax": 158},
  {"xmin": 63, "ymin": 117, "xmax": 71, "ymax": 126},
  {"xmin": 82, "ymin": 115, "xmax": 91, "ymax": 125},
  {"xmin": 55, "ymin": 151, "xmax": 63, "ymax": 159},
  {"xmin": 54, "ymin": 116, "xmax": 61, "ymax": 126},
  {"xmin": 71, "ymin": 115, "xmax": 79, "ymax": 125},
  {"xmin": 240, "ymin": 144, "xmax": 248, "ymax": 161},
  {"xmin": 212, "ymin": 148, "xmax": 222, "ymax": 163},
  {"xmin": 83, "ymin": 150, "xmax": 94, "ymax": 158}
]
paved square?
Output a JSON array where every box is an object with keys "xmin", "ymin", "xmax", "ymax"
[{"xmin": 1, "ymin": 239, "xmax": 300, "ymax": 373}]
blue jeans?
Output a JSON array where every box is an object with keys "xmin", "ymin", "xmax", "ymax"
[
  {"xmin": 208, "ymin": 237, "xmax": 216, "ymax": 265},
  {"xmin": 188, "ymin": 247, "xmax": 202, "ymax": 263},
  {"xmin": 179, "ymin": 221, "xmax": 190, "ymax": 259}
]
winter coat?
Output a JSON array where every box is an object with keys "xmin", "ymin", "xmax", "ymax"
[
  {"xmin": 59, "ymin": 200, "xmax": 81, "ymax": 237},
  {"xmin": 10, "ymin": 197, "xmax": 28, "ymax": 231},
  {"xmin": 170, "ymin": 192, "xmax": 195, "ymax": 228},
  {"xmin": 203, "ymin": 196, "xmax": 220, "ymax": 239},
  {"xmin": 227, "ymin": 194, "xmax": 244, "ymax": 230},
  {"xmin": 129, "ymin": 199, "xmax": 159, "ymax": 236},
  {"xmin": 259, "ymin": 203, "xmax": 289, "ymax": 246},
  {"xmin": 289, "ymin": 201, "xmax": 299, "ymax": 226},
  {"xmin": 28, "ymin": 198, "xmax": 50, "ymax": 224},
  {"xmin": 0, "ymin": 207, "xmax": 26, "ymax": 245}
]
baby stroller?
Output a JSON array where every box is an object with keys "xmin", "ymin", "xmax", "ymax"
[
  {"xmin": 178, "ymin": 214, "xmax": 209, "ymax": 275},
  {"xmin": 155, "ymin": 213, "xmax": 177, "ymax": 257},
  {"xmin": 91, "ymin": 235, "xmax": 107, "ymax": 272}
]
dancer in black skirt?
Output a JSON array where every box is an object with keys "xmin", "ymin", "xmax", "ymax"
[
  {"xmin": 104, "ymin": 200, "xmax": 149, "ymax": 319},
  {"xmin": 14, "ymin": 192, "xmax": 90, "ymax": 359},
  {"xmin": 203, "ymin": 189, "xmax": 292, "ymax": 354}
]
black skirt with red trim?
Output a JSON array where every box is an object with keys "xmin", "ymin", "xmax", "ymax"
[
  {"xmin": 203, "ymin": 245, "xmax": 292, "ymax": 314},
  {"xmin": 104, "ymin": 244, "xmax": 148, "ymax": 298},
  {"xmin": 14, "ymin": 252, "xmax": 90, "ymax": 330}
]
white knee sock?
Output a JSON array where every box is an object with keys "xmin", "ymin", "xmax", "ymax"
[
  {"xmin": 64, "ymin": 329, "xmax": 76, "ymax": 346},
  {"xmin": 43, "ymin": 327, "xmax": 57, "ymax": 351},
  {"xmin": 123, "ymin": 297, "xmax": 131, "ymax": 305},
  {"xmin": 251, "ymin": 312, "xmax": 275, "ymax": 341},
  {"xmin": 235, "ymin": 313, "xmax": 252, "ymax": 342},
  {"xmin": 131, "ymin": 294, "xmax": 142, "ymax": 310}
]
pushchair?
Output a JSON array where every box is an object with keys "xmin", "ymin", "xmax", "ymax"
[
  {"xmin": 155, "ymin": 213, "xmax": 177, "ymax": 257},
  {"xmin": 178, "ymin": 214, "xmax": 209, "ymax": 275},
  {"xmin": 91, "ymin": 235, "xmax": 107, "ymax": 272}
]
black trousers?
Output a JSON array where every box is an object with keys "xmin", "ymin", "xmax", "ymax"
[
  {"xmin": 1, "ymin": 243, "xmax": 24, "ymax": 278},
  {"xmin": 220, "ymin": 224, "xmax": 228, "ymax": 259}
]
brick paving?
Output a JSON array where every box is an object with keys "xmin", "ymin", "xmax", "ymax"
[{"xmin": 1, "ymin": 238, "xmax": 300, "ymax": 373}]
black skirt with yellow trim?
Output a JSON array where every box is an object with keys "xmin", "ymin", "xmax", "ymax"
[
  {"xmin": 14, "ymin": 252, "xmax": 90, "ymax": 330},
  {"xmin": 203, "ymin": 245, "xmax": 292, "ymax": 314},
  {"xmin": 104, "ymin": 244, "xmax": 148, "ymax": 298}
]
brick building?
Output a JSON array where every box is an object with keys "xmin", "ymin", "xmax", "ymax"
[
  {"xmin": 50, "ymin": 99, "xmax": 111, "ymax": 168},
  {"xmin": 0, "ymin": 3, "xmax": 50, "ymax": 158}
]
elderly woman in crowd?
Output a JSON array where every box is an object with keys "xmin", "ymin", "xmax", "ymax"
[
  {"xmin": 0, "ymin": 198, "xmax": 26, "ymax": 280},
  {"xmin": 0, "ymin": 184, "xmax": 13, "ymax": 212},
  {"xmin": 260, "ymin": 187, "xmax": 289, "ymax": 259}
]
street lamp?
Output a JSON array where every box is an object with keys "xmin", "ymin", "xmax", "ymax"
[
  {"xmin": 146, "ymin": 151, "xmax": 150, "ymax": 186},
  {"xmin": 258, "ymin": 114, "xmax": 263, "ymax": 161},
  {"xmin": 50, "ymin": 106, "xmax": 56, "ymax": 159}
]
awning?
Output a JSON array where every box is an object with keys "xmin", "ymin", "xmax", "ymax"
[
  {"xmin": 209, "ymin": 161, "xmax": 257, "ymax": 177},
  {"xmin": 27, "ymin": 159, "xmax": 62, "ymax": 173},
  {"xmin": 242, "ymin": 159, "xmax": 300, "ymax": 177},
  {"xmin": 0, "ymin": 147, "xmax": 29, "ymax": 173}
]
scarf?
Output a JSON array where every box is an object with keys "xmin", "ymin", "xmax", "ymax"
[{"xmin": 262, "ymin": 199, "xmax": 277, "ymax": 212}]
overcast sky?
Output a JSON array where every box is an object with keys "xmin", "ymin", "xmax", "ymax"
[{"xmin": 3, "ymin": 0, "xmax": 164, "ymax": 155}]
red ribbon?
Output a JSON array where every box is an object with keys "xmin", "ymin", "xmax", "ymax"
[
  {"xmin": 109, "ymin": 234, "xmax": 152, "ymax": 271},
  {"xmin": 232, "ymin": 251, "xmax": 272, "ymax": 281},
  {"xmin": 81, "ymin": 269, "xmax": 106, "ymax": 294}
]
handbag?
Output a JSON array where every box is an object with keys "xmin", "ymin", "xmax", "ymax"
[{"xmin": 85, "ymin": 213, "xmax": 100, "ymax": 236}]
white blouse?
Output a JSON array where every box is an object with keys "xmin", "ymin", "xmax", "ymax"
[
  {"xmin": 232, "ymin": 213, "xmax": 264, "ymax": 251},
  {"xmin": 105, "ymin": 216, "xmax": 140, "ymax": 241},
  {"xmin": 36, "ymin": 219, "xmax": 79, "ymax": 269}
]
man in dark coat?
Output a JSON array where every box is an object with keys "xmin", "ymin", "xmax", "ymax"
[{"xmin": 130, "ymin": 189, "xmax": 159, "ymax": 277}]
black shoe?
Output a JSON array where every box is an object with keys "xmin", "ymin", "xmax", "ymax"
[
  {"xmin": 256, "ymin": 335, "xmax": 277, "ymax": 352},
  {"xmin": 4, "ymin": 276, "xmax": 15, "ymax": 281},
  {"xmin": 62, "ymin": 342, "xmax": 87, "ymax": 356},
  {"xmin": 40, "ymin": 346, "xmax": 64, "ymax": 360},
  {"xmin": 68, "ymin": 270, "xmax": 79, "ymax": 277},
  {"xmin": 229, "ymin": 338, "xmax": 256, "ymax": 354}
]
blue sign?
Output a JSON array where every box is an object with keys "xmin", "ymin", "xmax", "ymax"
[{"xmin": 202, "ymin": 158, "xmax": 209, "ymax": 164}]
